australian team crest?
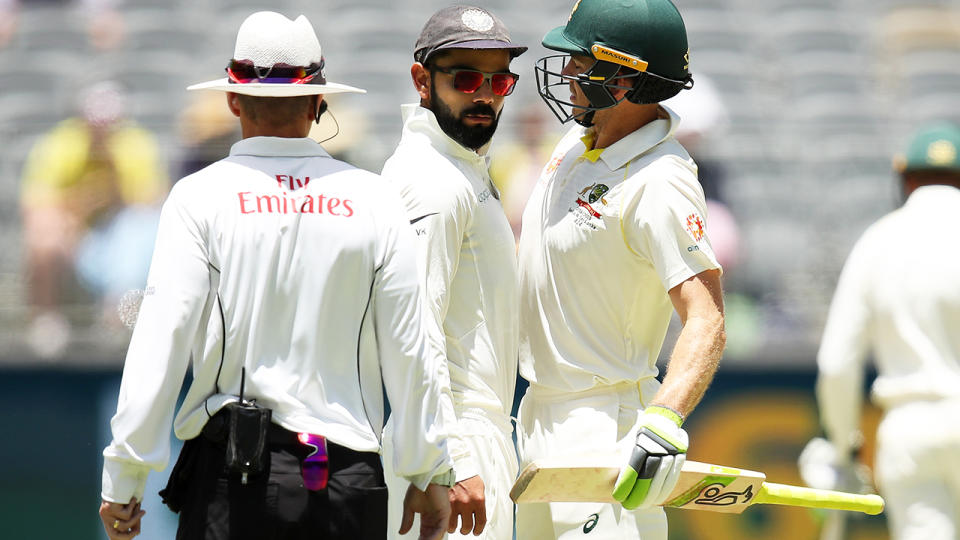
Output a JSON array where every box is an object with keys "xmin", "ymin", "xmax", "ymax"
[
  {"xmin": 572, "ymin": 182, "xmax": 610, "ymax": 227},
  {"xmin": 576, "ymin": 183, "xmax": 609, "ymax": 218},
  {"xmin": 586, "ymin": 183, "xmax": 609, "ymax": 204}
]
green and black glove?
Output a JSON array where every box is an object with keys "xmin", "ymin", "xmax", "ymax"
[{"xmin": 613, "ymin": 406, "xmax": 688, "ymax": 510}]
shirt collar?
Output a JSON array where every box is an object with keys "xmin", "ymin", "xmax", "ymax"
[
  {"xmin": 580, "ymin": 105, "xmax": 680, "ymax": 170},
  {"xmin": 229, "ymin": 136, "xmax": 331, "ymax": 159},
  {"xmin": 400, "ymin": 103, "xmax": 492, "ymax": 165},
  {"xmin": 906, "ymin": 184, "xmax": 960, "ymax": 206}
]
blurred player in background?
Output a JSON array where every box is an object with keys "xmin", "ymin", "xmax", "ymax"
[
  {"xmin": 98, "ymin": 11, "xmax": 456, "ymax": 540},
  {"xmin": 20, "ymin": 80, "xmax": 168, "ymax": 358},
  {"xmin": 515, "ymin": 0, "xmax": 725, "ymax": 538},
  {"xmin": 380, "ymin": 6, "xmax": 525, "ymax": 539},
  {"xmin": 806, "ymin": 121, "xmax": 960, "ymax": 540}
]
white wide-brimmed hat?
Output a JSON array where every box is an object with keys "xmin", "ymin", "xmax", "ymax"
[{"xmin": 188, "ymin": 11, "xmax": 365, "ymax": 97}]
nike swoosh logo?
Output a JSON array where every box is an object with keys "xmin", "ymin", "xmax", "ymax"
[{"xmin": 409, "ymin": 213, "xmax": 438, "ymax": 225}]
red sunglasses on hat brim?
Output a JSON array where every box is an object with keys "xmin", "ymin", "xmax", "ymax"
[{"xmin": 226, "ymin": 59, "xmax": 327, "ymax": 85}]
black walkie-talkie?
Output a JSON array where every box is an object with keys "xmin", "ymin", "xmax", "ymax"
[{"xmin": 225, "ymin": 367, "xmax": 272, "ymax": 485}]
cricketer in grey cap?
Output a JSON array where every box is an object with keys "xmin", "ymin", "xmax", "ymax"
[
  {"xmin": 414, "ymin": 5, "xmax": 527, "ymax": 64},
  {"xmin": 378, "ymin": 5, "xmax": 526, "ymax": 539}
]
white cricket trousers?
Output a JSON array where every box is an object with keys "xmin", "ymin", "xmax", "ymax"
[
  {"xmin": 383, "ymin": 410, "xmax": 519, "ymax": 540},
  {"xmin": 874, "ymin": 399, "xmax": 960, "ymax": 540},
  {"xmin": 516, "ymin": 379, "xmax": 667, "ymax": 540}
]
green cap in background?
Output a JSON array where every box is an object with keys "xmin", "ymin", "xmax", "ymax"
[
  {"xmin": 894, "ymin": 121, "xmax": 960, "ymax": 174},
  {"xmin": 542, "ymin": 0, "xmax": 690, "ymax": 81}
]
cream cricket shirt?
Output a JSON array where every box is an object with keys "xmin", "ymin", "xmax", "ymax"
[
  {"xmin": 102, "ymin": 137, "xmax": 455, "ymax": 503},
  {"xmin": 817, "ymin": 185, "xmax": 960, "ymax": 447},
  {"xmin": 382, "ymin": 104, "xmax": 519, "ymax": 480},
  {"xmin": 518, "ymin": 106, "xmax": 720, "ymax": 393}
]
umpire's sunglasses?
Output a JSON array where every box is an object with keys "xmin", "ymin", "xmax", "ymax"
[
  {"xmin": 297, "ymin": 432, "xmax": 329, "ymax": 490},
  {"xmin": 432, "ymin": 66, "xmax": 519, "ymax": 96},
  {"xmin": 226, "ymin": 59, "xmax": 326, "ymax": 85}
]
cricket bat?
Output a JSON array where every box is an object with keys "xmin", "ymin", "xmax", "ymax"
[{"xmin": 510, "ymin": 454, "xmax": 884, "ymax": 515}]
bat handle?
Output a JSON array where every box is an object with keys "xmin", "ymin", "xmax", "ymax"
[{"xmin": 755, "ymin": 483, "xmax": 885, "ymax": 515}]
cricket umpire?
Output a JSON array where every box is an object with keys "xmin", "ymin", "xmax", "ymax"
[
  {"xmin": 516, "ymin": 0, "xmax": 725, "ymax": 538},
  {"xmin": 809, "ymin": 121, "xmax": 960, "ymax": 540},
  {"xmin": 99, "ymin": 11, "xmax": 456, "ymax": 540}
]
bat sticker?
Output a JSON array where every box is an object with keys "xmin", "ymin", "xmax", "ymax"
[{"xmin": 694, "ymin": 483, "xmax": 754, "ymax": 506}]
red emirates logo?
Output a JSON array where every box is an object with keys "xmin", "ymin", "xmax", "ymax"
[
  {"xmin": 686, "ymin": 213, "xmax": 704, "ymax": 241},
  {"xmin": 238, "ymin": 191, "xmax": 354, "ymax": 216}
]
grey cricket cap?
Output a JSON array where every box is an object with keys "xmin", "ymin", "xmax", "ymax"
[{"xmin": 414, "ymin": 5, "xmax": 527, "ymax": 64}]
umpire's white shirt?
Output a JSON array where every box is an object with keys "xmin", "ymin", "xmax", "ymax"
[
  {"xmin": 382, "ymin": 104, "xmax": 519, "ymax": 480},
  {"xmin": 102, "ymin": 137, "xmax": 455, "ymax": 503},
  {"xmin": 518, "ymin": 106, "xmax": 720, "ymax": 393},
  {"xmin": 818, "ymin": 185, "xmax": 960, "ymax": 440}
]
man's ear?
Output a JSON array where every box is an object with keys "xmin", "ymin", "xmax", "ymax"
[
  {"xmin": 226, "ymin": 92, "xmax": 241, "ymax": 117},
  {"xmin": 610, "ymin": 75, "xmax": 634, "ymax": 100},
  {"xmin": 314, "ymin": 95, "xmax": 327, "ymax": 123},
  {"xmin": 411, "ymin": 63, "xmax": 431, "ymax": 104}
]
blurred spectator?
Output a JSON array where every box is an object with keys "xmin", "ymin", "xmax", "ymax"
[
  {"xmin": 0, "ymin": 0, "xmax": 16, "ymax": 47},
  {"xmin": 19, "ymin": 81, "xmax": 168, "ymax": 358},
  {"xmin": 805, "ymin": 121, "xmax": 960, "ymax": 540},
  {"xmin": 1, "ymin": 0, "xmax": 124, "ymax": 51},
  {"xmin": 176, "ymin": 92, "xmax": 240, "ymax": 178},
  {"xmin": 665, "ymin": 73, "xmax": 762, "ymax": 358},
  {"xmin": 306, "ymin": 96, "xmax": 370, "ymax": 167},
  {"xmin": 664, "ymin": 73, "xmax": 730, "ymax": 203},
  {"xmin": 489, "ymin": 107, "xmax": 559, "ymax": 242}
]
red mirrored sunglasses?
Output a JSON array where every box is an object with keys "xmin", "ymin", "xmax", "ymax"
[
  {"xmin": 432, "ymin": 66, "xmax": 519, "ymax": 96},
  {"xmin": 226, "ymin": 59, "xmax": 326, "ymax": 85},
  {"xmin": 297, "ymin": 432, "xmax": 329, "ymax": 490}
]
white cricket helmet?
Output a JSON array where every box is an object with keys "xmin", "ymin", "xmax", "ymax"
[{"xmin": 188, "ymin": 11, "xmax": 365, "ymax": 97}]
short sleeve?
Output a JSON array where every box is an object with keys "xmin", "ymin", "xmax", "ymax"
[{"xmin": 621, "ymin": 157, "xmax": 721, "ymax": 291}]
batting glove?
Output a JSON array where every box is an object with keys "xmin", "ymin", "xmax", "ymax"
[
  {"xmin": 798, "ymin": 437, "xmax": 872, "ymax": 493},
  {"xmin": 613, "ymin": 406, "xmax": 688, "ymax": 510}
]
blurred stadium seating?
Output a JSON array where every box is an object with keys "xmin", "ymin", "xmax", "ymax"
[{"xmin": 0, "ymin": 0, "xmax": 957, "ymax": 366}]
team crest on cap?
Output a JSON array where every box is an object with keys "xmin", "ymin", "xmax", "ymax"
[
  {"xmin": 927, "ymin": 139, "xmax": 957, "ymax": 166},
  {"xmin": 462, "ymin": 9, "xmax": 494, "ymax": 32},
  {"xmin": 686, "ymin": 213, "xmax": 705, "ymax": 242}
]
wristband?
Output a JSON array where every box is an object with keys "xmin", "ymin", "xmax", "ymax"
[{"xmin": 646, "ymin": 405, "xmax": 684, "ymax": 427}]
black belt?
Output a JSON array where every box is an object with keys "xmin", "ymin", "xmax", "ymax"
[
  {"xmin": 201, "ymin": 408, "xmax": 301, "ymax": 447},
  {"xmin": 200, "ymin": 408, "xmax": 381, "ymax": 470}
]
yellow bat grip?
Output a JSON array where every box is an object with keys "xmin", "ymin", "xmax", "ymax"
[{"xmin": 754, "ymin": 483, "xmax": 885, "ymax": 515}]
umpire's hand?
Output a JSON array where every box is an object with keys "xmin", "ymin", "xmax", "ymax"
[
  {"xmin": 400, "ymin": 483, "xmax": 452, "ymax": 540},
  {"xmin": 99, "ymin": 497, "xmax": 145, "ymax": 539}
]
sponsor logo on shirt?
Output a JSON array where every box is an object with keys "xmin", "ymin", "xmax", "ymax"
[
  {"xmin": 276, "ymin": 174, "xmax": 311, "ymax": 190},
  {"xmin": 582, "ymin": 512, "xmax": 599, "ymax": 533},
  {"xmin": 685, "ymin": 213, "xmax": 705, "ymax": 241},
  {"xmin": 544, "ymin": 154, "xmax": 564, "ymax": 176},
  {"xmin": 237, "ymin": 191, "xmax": 354, "ymax": 216},
  {"xmin": 410, "ymin": 213, "xmax": 436, "ymax": 237}
]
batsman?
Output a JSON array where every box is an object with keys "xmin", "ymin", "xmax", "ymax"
[{"xmin": 515, "ymin": 0, "xmax": 725, "ymax": 538}]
